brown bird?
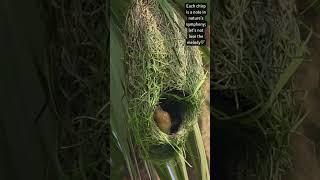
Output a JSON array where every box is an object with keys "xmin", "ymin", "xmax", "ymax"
[{"xmin": 153, "ymin": 105, "xmax": 172, "ymax": 134}]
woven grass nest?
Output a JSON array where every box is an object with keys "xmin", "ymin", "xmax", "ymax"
[{"xmin": 124, "ymin": 0, "xmax": 206, "ymax": 161}]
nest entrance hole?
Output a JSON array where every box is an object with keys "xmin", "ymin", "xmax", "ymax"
[{"xmin": 158, "ymin": 89, "xmax": 190, "ymax": 134}]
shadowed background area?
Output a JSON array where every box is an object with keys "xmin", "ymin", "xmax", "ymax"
[
  {"xmin": 0, "ymin": 0, "xmax": 63, "ymax": 179},
  {"xmin": 0, "ymin": 0, "xmax": 109, "ymax": 179}
]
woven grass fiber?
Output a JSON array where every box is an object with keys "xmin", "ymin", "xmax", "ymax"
[{"xmin": 125, "ymin": 0, "xmax": 206, "ymax": 161}]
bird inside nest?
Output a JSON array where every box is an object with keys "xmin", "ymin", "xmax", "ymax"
[{"xmin": 153, "ymin": 105, "xmax": 172, "ymax": 134}]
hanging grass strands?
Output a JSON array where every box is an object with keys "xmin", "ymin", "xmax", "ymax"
[{"xmin": 125, "ymin": 0, "xmax": 206, "ymax": 161}]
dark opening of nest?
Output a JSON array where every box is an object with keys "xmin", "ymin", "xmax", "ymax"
[{"xmin": 158, "ymin": 89, "xmax": 190, "ymax": 134}]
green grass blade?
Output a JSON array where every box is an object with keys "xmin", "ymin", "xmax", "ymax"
[
  {"xmin": 186, "ymin": 124, "xmax": 210, "ymax": 180},
  {"xmin": 110, "ymin": 18, "xmax": 141, "ymax": 180}
]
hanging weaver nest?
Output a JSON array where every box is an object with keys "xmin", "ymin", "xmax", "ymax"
[{"xmin": 125, "ymin": 0, "xmax": 205, "ymax": 161}]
